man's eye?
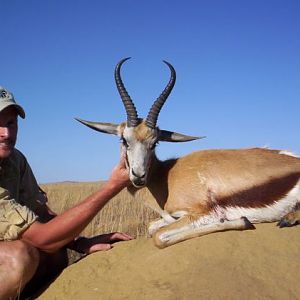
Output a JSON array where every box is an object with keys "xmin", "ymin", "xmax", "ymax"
[{"xmin": 8, "ymin": 121, "xmax": 17, "ymax": 128}]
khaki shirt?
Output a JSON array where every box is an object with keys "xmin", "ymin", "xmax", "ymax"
[{"xmin": 0, "ymin": 149, "xmax": 42, "ymax": 241}]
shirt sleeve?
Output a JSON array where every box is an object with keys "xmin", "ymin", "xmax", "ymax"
[
  {"xmin": 0, "ymin": 187, "xmax": 38, "ymax": 241},
  {"xmin": 18, "ymin": 151, "xmax": 46, "ymax": 212}
]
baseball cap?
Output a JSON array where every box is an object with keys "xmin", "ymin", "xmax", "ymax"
[{"xmin": 0, "ymin": 86, "xmax": 25, "ymax": 119}]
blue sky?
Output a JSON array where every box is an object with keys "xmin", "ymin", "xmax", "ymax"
[{"xmin": 1, "ymin": 0, "xmax": 299, "ymax": 183}]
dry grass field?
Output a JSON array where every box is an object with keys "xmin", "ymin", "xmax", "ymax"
[{"xmin": 40, "ymin": 181, "xmax": 159, "ymax": 238}]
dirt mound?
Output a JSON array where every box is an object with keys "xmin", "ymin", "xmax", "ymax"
[{"xmin": 39, "ymin": 223, "xmax": 300, "ymax": 300}]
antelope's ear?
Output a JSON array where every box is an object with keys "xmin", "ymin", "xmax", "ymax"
[
  {"xmin": 159, "ymin": 129, "xmax": 205, "ymax": 142},
  {"xmin": 75, "ymin": 118, "xmax": 119, "ymax": 135}
]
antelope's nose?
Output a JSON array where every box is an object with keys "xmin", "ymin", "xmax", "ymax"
[
  {"xmin": 132, "ymin": 169, "xmax": 146, "ymax": 179},
  {"xmin": 131, "ymin": 169, "xmax": 147, "ymax": 187}
]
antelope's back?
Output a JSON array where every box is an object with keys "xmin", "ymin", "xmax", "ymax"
[{"xmin": 165, "ymin": 148, "xmax": 300, "ymax": 212}]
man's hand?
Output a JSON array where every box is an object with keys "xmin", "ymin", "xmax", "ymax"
[
  {"xmin": 107, "ymin": 157, "xmax": 131, "ymax": 191},
  {"xmin": 75, "ymin": 232, "xmax": 134, "ymax": 254}
]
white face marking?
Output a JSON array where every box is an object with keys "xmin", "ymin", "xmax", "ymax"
[{"xmin": 122, "ymin": 126, "xmax": 157, "ymax": 187}]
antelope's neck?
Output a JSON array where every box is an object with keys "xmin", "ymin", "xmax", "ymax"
[{"xmin": 146, "ymin": 154, "xmax": 177, "ymax": 209}]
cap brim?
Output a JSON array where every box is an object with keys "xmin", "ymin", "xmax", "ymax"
[
  {"xmin": 0, "ymin": 103, "xmax": 26, "ymax": 119},
  {"xmin": 14, "ymin": 104, "xmax": 26, "ymax": 119}
]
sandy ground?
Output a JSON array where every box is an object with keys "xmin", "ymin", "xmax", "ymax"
[{"xmin": 39, "ymin": 223, "xmax": 300, "ymax": 300}]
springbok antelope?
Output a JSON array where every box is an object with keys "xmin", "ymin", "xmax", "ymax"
[{"xmin": 77, "ymin": 58, "xmax": 300, "ymax": 248}]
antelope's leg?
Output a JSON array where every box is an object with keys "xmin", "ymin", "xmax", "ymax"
[
  {"xmin": 148, "ymin": 218, "xmax": 171, "ymax": 236},
  {"xmin": 153, "ymin": 214, "xmax": 255, "ymax": 249},
  {"xmin": 148, "ymin": 211, "xmax": 188, "ymax": 236},
  {"xmin": 278, "ymin": 208, "xmax": 300, "ymax": 228}
]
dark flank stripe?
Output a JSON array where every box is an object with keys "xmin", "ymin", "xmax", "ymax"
[{"xmin": 218, "ymin": 173, "xmax": 300, "ymax": 208}]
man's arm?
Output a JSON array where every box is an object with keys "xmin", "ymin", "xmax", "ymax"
[{"xmin": 20, "ymin": 159, "xmax": 130, "ymax": 253}]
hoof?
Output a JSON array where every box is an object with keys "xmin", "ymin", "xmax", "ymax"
[
  {"xmin": 277, "ymin": 211, "xmax": 300, "ymax": 228},
  {"xmin": 241, "ymin": 217, "xmax": 256, "ymax": 230},
  {"xmin": 277, "ymin": 218, "xmax": 299, "ymax": 228}
]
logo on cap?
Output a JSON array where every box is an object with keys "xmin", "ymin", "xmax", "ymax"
[{"xmin": 0, "ymin": 88, "xmax": 13, "ymax": 102}]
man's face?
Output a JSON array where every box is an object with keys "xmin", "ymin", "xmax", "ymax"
[{"xmin": 0, "ymin": 107, "xmax": 18, "ymax": 158}]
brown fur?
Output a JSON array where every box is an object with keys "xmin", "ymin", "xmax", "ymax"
[
  {"xmin": 134, "ymin": 122, "xmax": 156, "ymax": 141},
  {"xmin": 144, "ymin": 148, "xmax": 300, "ymax": 214}
]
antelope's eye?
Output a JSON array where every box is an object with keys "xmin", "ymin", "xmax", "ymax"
[
  {"xmin": 121, "ymin": 137, "xmax": 129, "ymax": 148},
  {"xmin": 150, "ymin": 141, "xmax": 158, "ymax": 150}
]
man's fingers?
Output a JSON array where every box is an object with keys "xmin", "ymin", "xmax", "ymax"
[
  {"xmin": 111, "ymin": 232, "xmax": 134, "ymax": 241},
  {"xmin": 80, "ymin": 232, "xmax": 135, "ymax": 254},
  {"xmin": 95, "ymin": 232, "xmax": 134, "ymax": 243},
  {"xmin": 88, "ymin": 243, "xmax": 112, "ymax": 254}
]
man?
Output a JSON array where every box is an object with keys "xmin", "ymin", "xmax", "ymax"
[{"xmin": 0, "ymin": 86, "xmax": 133, "ymax": 299}]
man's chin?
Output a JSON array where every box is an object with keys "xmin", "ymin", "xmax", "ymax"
[{"xmin": 0, "ymin": 148, "xmax": 13, "ymax": 159}]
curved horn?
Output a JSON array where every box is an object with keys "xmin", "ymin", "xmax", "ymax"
[
  {"xmin": 115, "ymin": 57, "xmax": 139, "ymax": 127},
  {"xmin": 145, "ymin": 60, "xmax": 176, "ymax": 129}
]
